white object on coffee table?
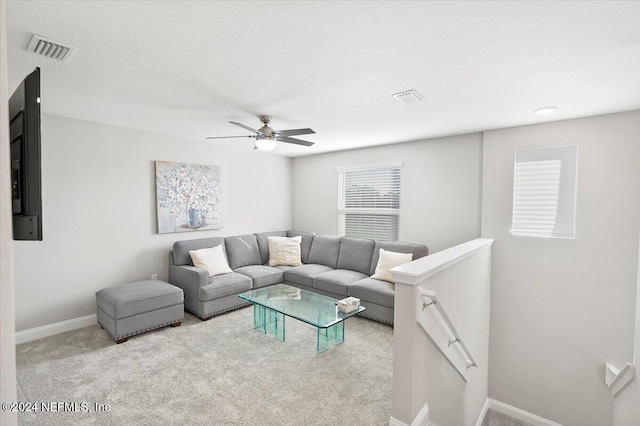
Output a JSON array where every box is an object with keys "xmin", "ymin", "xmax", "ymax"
[{"xmin": 337, "ymin": 297, "xmax": 361, "ymax": 313}]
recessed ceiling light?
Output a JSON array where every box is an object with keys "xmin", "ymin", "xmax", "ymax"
[{"xmin": 535, "ymin": 106, "xmax": 557, "ymax": 115}]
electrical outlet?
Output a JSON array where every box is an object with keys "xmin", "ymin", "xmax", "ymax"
[{"xmin": 151, "ymin": 273, "xmax": 158, "ymax": 280}]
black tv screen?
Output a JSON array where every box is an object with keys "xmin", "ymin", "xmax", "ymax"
[{"xmin": 9, "ymin": 67, "xmax": 42, "ymax": 241}]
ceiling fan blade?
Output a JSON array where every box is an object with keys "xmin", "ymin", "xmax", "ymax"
[
  {"xmin": 279, "ymin": 136, "xmax": 315, "ymax": 147},
  {"xmin": 276, "ymin": 128, "xmax": 316, "ymax": 137},
  {"xmin": 205, "ymin": 135, "xmax": 256, "ymax": 139},
  {"xmin": 229, "ymin": 121, "xmax": 265, "ymax": 135}
]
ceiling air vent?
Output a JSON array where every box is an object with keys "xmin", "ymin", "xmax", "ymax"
[
  {"xmin": 392, "ymin": 89, "xmax": 425, "ymax": 105},
  {"xmin": 26, "ymin": 34, "xmax": 75, "ymax": 62}
]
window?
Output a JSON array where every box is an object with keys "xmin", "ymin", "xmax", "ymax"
[
  {"xmin": 337, "ymin": 161, "xmax": 402, "ymax": 241},
  {"xmin": 512, "ymin": 146, "xmax": 578, "ymax": 238}
]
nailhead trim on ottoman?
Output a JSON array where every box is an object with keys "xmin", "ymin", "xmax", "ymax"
[{"xmin": 96, "ymin": 280, "xmax": 184, "ymax": 343}]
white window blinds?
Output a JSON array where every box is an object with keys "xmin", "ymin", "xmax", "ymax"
[
  {"xmin": 337, "ymin": 161, "xmax": 402, "ymax": 241},
  {"xmin": 512, "ymin": 146, "xmax": 578, "ymax": 238}
]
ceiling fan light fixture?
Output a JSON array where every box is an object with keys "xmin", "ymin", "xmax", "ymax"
[
  {"xmin": 209, "ymin": 117, "xmax": 315, "ymax": 148},
  {"xmin": 255, "ymin": 137, "xmax": 277, "ymax": 151}
]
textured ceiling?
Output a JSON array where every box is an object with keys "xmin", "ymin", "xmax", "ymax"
[{"xmin": 6, "ymin": 1, "xmax": 640, "ymax": 157}]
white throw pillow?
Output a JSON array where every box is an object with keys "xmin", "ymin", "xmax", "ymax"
[
  {"xmin": 268, "ymin": 236, "xmax": 303, "ymax": 267},
  {"xmin": 371, "ymin": 248, "xmax": 413, "ymax": 283},
  {"xmin": 189, "ymin": 245, "xmax": 233, "ymax": 277}
]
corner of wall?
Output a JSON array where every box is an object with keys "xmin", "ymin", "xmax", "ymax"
[
  {"xmin": 288, "ymin": 155, "xmax": 295, "ymax": 230},
  {"xmin": 612, "ymin": 231, "xmax": 640, "ymax": 425},
  {"xmin": 0, "ymin": 1, "xmax": 19, "ymax": 424}
]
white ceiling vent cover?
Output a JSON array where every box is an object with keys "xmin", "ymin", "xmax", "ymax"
[
  {"xmin": 26, "ymin": 34, "xmax": 75, "ymax": 62},
  {"xmin": 392, "ymin": 89, "xmax": 425, "ymax": 105}
]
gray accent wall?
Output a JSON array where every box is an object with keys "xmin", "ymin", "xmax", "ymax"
[
  {"xmin": 481, "ymin": 111, "xmax": 640, "ymax": 426},
  {"xmin": 291, "ymin": 133, "xmax": 483, "ymax": 254},
  {"xmin": 12, "ymin": 114, "xmax": 293, "ymax": 332}
]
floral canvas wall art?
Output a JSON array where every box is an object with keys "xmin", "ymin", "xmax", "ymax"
[{"xmin": 155, "ymin": 161, "xmax": 222, "ymax": 234}]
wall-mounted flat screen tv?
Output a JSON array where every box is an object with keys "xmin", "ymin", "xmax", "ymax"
[{"xmin": 9, "ymin": 67, "xmax": 42, "ymax": 241}]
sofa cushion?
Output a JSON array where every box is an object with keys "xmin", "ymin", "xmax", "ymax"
[
  {"xmin": 284, "ymin": 264, "xmax": 334, "ymax": 288},
  {"xmin": 307, "ymin": 235, "xmax": 342, "ymax": 269},
  {"xmin": 337, "ymin": 237, "xmax": 376, "ymax": 275},
  {"xmin": 348, "ymin": 278, "xmax": 395, "ymax": 308},
  {"xmin": 256, "ymin": 231, "xmax": 288, "ymax": 264},
  {"xmin": 234, "ymin": 265, "xmax": 284, "ymax": 289},
  {"xmin": 189, "ymin": 245, "xmax": 233, "ymax": 277},
  {"xmin": 198, "ymin": 273, "xmax": 252, "ymax": 301},
  {"xmin": 268, "ymin": 236, "xmax": 303, "ymax": 267},
  {"xmin": 371, "ymin": 248, "xmax": 414, "ymax": 282},
  {"xmin": 313, "ymin": 269, "xmax": 367, "ymax": 297},
  {"xmin": 369, "ymin": 241, "xmax": 429, "ymax": 276},
  {"xmin": 224, "ymin": 234, "xmax": 262, "ymax": 270},
  {"xmin": 287, "ymin": 230, "xmax": 315, "ymax": 264},
  {"xmin": 273, "ymin": 265, "xmax": 294, "ymax": 272},
  {"xmin": 173, "ymin": 237, "xmax": 226, "ymax": 266}
]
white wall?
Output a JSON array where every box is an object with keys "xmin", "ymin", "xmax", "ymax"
[
  {"xmin": 417, "ymin": 245, "xmax": 492, "ymax": 426},
  {"xmin": 291, "ymin": 133, "xmax": 483, "ymax": 253},
  {"xmin": 613, "ymin": 232, "xmax": 640, "ymax": 426},
  {"xmin": 0, "ymin": 0, "xmax": 18, "ymax": 424},
  {"xmin": 391, "ymin": 239, "xmax": 492, "ymax": 426},
  {"xmin": 481, "ymin": 111, "xmax": 640, "ymax": 426},
  {"xmin": 13, "ymin": 114, "xmax": 293, "ymax": 331}
]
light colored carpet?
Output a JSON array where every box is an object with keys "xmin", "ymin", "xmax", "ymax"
[
  {"xmin": 16, "ymin": 306, "xmax": 393, "ymax": 425},
  {"xmin": 481, "ymin": 409, "xmax": 535, "ymax": 426}
]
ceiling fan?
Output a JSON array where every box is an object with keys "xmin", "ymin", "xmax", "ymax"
[{"xmin": 206, "ymin": 115, "xmax": 315, "ymax": 151}]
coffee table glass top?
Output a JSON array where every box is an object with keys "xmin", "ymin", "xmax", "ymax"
[{"xmin": 238, "ymin": 284, "xmax": 365, "ymax": 329}]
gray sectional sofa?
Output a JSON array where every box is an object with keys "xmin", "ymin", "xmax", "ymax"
[{"xmin": 168, "ymin": 230, "xmax": 428, "ymax": 324}]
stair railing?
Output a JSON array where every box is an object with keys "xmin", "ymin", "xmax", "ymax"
[{"xmin": 418, "ymin": 288, "xmax": 478, "ymax": 381}]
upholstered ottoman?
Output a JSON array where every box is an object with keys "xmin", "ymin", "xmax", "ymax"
[{"xmin": 96, "ymin": 280, "xmax": 184, "ymax": 344}]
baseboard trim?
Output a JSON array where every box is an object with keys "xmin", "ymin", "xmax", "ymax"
[
  {"xmin": 485, "ymin": 398, "xmax": 563, "ymax": 426},
  {"xmin": 413, "ymin": 403, "xmax": 429, "ymax": 426},
  {"xmin": 389, "ymin": 417, "xmax": 406, "ymax": 426},
  {"xmin": 16, "ymin": 314, "xmax": 97, "ymax": 344},
  {"xmin": 389, "ymin": 403, "xmax": 429, "ymax": 426},
  {"xmin": 475, "ymin": 398, "xmax": 490, "ymax": 426}
]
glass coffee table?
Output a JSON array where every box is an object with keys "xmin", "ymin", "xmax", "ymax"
[{"xmin": 238, "ymin": 284, "xmax": 365, "ymax": 353}]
